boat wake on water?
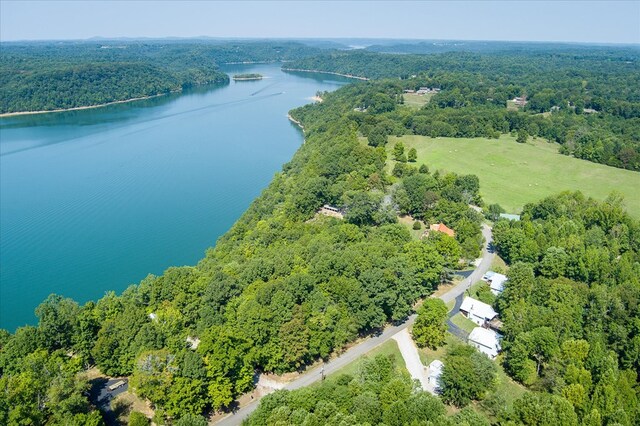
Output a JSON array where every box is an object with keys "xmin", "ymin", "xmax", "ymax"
[{"xmin": 250, "ymin": 81, "xmax": 280, "ymax": 96}]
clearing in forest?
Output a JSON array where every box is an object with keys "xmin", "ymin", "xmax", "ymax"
[
  {"xmin": 387, "ymin": 135, "xmax": 640, "ymax": 217},
  {"xmin": 402, "ymin": 92, "xmax": 433, "ymax": 108}
]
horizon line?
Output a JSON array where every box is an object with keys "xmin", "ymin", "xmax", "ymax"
[{"xmin": 1, "ymin": 35, "xmax": 639, "ymax": 47}]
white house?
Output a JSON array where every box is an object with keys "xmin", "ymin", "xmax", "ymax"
[
  {"xmin": 482, "ymin": 271, "xmax": 496, "ymax": 281},
  {"xmin": 482, "ymin": 271, "xmax": 508, "ymax": 295},
  {"xmin": 427, "ymin": 359, "xmax": 443, "ymax": 391},
  {"xmin": 459, "ymin": 296, "xmax": 498, "ymax": 326},
  {"xmin": 468, "ymin": 327, "xmax": 502, "ymax": 359},
  {"xmin": 489, "ymin": 274, "xmax": 508, "ymax": 295}
]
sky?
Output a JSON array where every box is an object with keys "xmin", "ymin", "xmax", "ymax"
[{"xmin": 1, "ymin": 1, "xmax": 639, "ymax": 44}]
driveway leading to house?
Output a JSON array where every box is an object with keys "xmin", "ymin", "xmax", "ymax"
[
  {"xmin": 392, "ymin": 328, "xmax": 430, "ymax": 390},
  {"xmin": 447, "ymin": 293, "xmax": 470, "ymax": 340}
]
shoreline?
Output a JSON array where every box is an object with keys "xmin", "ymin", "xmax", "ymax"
[
  {"xmin": 281, "ymin": 68, "xmax": 369, "ymax": 81},
  {"xmin": 287, "ymin": 114, "xmax": 304, "ymax": 131},
  {"xmin": 0, "ymin": 77, "xmax": 229, "ymax": 118},
  {"xmin": 0, "ymin": 93, "xmax": 169, "ymax": 118},
  {"xmin": 223, "ymin": 60, "xmax": 285, "ymax": 65}
]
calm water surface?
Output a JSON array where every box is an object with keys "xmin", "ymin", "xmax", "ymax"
[{"xmin": 0, "ymin": 64, "xmax": 348, "ymax": 330}]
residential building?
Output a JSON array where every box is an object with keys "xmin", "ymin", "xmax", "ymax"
[
  {"xmin": 482, "ymin": 271, "xmax": 508, "ymax": 295},
  {"xmin": 468, "ymin": 327, "xmax": 502, "ymax": 359},
  {"xmin": 427, "ymin": 223, "xmax": 455, "ymax": 238},
  {"xmin": 460, "ymin": 296, "xmax": 498, "ymax": 326}
]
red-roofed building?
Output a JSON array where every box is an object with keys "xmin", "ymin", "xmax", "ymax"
[{"xmin": 429, "ymin": 223, "xmax": 455, "ymax": 238}]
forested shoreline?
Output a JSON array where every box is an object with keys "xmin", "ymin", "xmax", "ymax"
[
  {"xmin": 1, "ymin": 42, "xmax": 639, "ymax": 426},
  {"xmin": 0, "ymin": 41, "xmax": 323, "ymax": 114}
]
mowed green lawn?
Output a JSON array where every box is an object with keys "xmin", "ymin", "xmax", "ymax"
[
  {"xmin": 388, "ymin": 135, "xmax": 640, "ymax": 217},
  {"xmin": 402, "ymin": 93, "xmax": 433, "ymax": 108}
]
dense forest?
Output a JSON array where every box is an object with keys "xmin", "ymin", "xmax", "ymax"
[
  {"xmin": 286, "ymin": 48, "xmax": 640, "ymax": 170},
  {"xmin": 1, "ymin": 42, "xmax": 639, "ymax": 425},
  {"xmin": 491, "ymin": 192, "xmax": 640, "ymax": 425},
  {"xmin": 0, "ymin": 41, "xmax": 322, "ymax": 113}
]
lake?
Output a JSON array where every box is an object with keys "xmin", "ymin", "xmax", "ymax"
[{"xmin": 0, "ymin": 64, "xmax": 349, "ymax": 331}]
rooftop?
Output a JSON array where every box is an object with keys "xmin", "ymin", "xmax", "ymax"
[
  {"xmin": 468, "ymin": 327, "xmax": 502, "ymax": 350},
  {"xmin": 460, "ymin": 296, "xmax": 498, "ymax": 320},
  {"xmin": 428, "ymin": 359, "xmax": 444, "ymax": 375},
  {"xmin": 429, "ymin": 223, "xmax": 455, "ymax": 237}
]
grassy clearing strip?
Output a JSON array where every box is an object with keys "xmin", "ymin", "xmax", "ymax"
[
  {"xmin": 480, "ymin": 360, "xmax": 528, "ymax": 420},
  {"xmin": 450, "ymin": 313, "xmax": 479, "ymax": 334},
  {"xmin": 319, "ymin": 339, "xmax": 406, "ymax": 383},
  {"xmin": 491, "ymin": 255, "xmax": 508, "ymax": 272},
  {"xmin": 388, "ymin": 135, "xmax": 640, "ymax": 217}
]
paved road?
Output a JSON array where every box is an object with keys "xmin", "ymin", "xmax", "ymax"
[
  {"xmin": 447, "ymin": 293, "xmax": 469, "ymax": 340},
  {"xmin": 440, "ymin": 224, "xmax": 494, "ymax": 304},
  {"xmin": 214, "ymin": 223, "xmax": 494, "ymax": 426}
]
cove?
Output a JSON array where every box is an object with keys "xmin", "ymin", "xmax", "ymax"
[{"xmin": 0, "ymin": 64, "xmax": 350, "ymax": 331}]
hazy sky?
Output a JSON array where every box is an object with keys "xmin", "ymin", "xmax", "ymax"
[{"xmin": 1, "ymin": 1, "xmax": 639, "ymax": 44}]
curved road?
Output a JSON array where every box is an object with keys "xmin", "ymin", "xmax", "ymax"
[
  {"xmin": 447, "ymin": 293, "xmax": 469, "ymax": 340},
  {"xmin": 214, "ymin": 223, "xmax": 494, "ymax": 425}
]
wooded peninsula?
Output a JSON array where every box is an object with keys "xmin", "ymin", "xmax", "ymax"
[
  {"xmin": 232, "ymin": 73, "xmax": 263, "ymax": 81},
  {"xmin": 0, "ymin": 40, "xmax": 638, "ymax": 426}
]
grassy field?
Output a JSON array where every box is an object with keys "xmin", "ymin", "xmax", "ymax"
[
  {"xmin": 397, "ymin": 214, "xmax": 425, "ymax": 239},
  {"xmin": 402, "ymin": 93, "xmax": 433, "ymax": 108},
  {"xmin": 417, "ymin": 333, "xmax": 460, "ymax": 366},
  {"xmin": 491, "ymin": 255, "xmax": 508, "ymax": 272},
  {"xmin": 388, "ymin": 135, "xmax": 640, "ymax": 217}
]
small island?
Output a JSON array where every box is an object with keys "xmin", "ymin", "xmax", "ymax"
[{"xmin": 232, "ymin": 73, "xmax": 263, "ymax": 81}]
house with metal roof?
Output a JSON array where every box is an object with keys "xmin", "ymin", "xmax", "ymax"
[
  {"xmin": 460, "ymin": 296, "xmax": 498, "ymax": 326},
  {"xmin": 468, "ymin": 327, "xmax": 502, "ymax": 359},
  {"xmin": 427, "ymin": 359, "xmax": 444, "ymax": 392}
]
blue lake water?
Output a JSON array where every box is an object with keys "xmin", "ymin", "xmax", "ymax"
[{"xmin": 0, "ymin": 64, "xmax": 349, "ymax": 331}]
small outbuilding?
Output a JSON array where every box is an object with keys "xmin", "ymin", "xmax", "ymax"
[
  {"xmin": 468, "ymin": 327, "xmax": 502, "ymax": 359},
  {"xmin": 460, "ymin": 296, "xmax": 498, "ymax": 326},
  {"xmin": 318, "ymin": 205, "xmax": 344, "ymax": 219},
  {"xmin": 427, "ymin": 359, "xmax": 444, "ymax": 391}
]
